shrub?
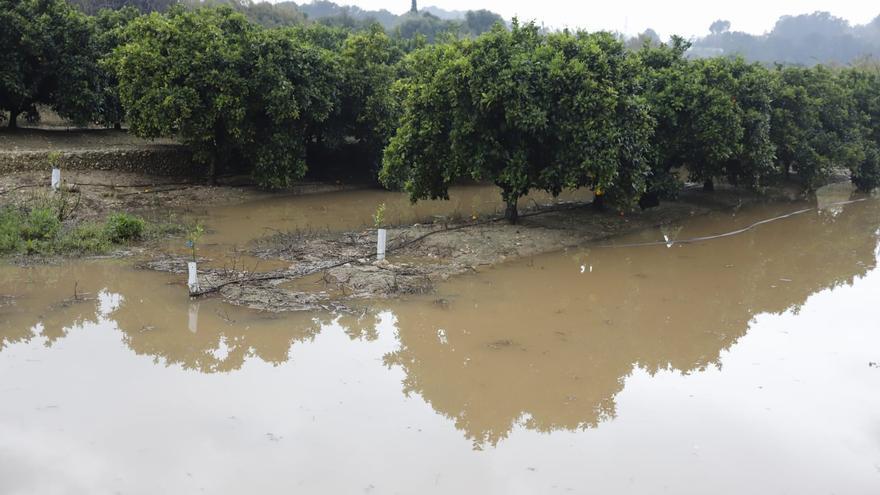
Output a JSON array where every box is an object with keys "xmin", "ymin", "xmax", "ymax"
[
  {"xmin": 0, "ymin": 208, "xmax": 160, "ymax": 257},
  {"xmin": 0, "ymin": 208, "xmax": 24, "ymax": 253},
  {"xmin": 852, "ymin": 144, "xmax": 880, "ymax": 192},
  {"xmin": 103, "ymin": 213, "xmax": 146, "ymax": 242},
  {"xmin": 20, "ymin": 208, "xmax": 61, "ymax": 242}
]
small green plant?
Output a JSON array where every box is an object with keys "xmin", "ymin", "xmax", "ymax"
[
  {"xmin": 104, "ymin": 213, "xmax": 146, "ymax": 242},
  {"xmin": 186, "ymin": 223, "xmax": 205, "ymax": 261},
  {"xmin": 47, "ymin": 151, "xmax": 62, "ymax": 168},
  {"xmin": 373, "ymin": 202, "xmax": 387, "ymax": 228}
]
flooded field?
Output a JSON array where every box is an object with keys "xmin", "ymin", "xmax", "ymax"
[
  {"xmin": 194, "ymin": 183, "xmax": 593, "ymax": 246},
  {"xmin": 1, "ymin": 190, "xmax": 879, "ymax": 494}
]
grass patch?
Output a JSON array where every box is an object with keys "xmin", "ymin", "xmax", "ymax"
[
  {"xmin": 0, "ymin": 207, "xmax": 179, "ymax": 257},
  {"xmin": 104, "ymin": 212, "xmax": 146, "ymax": 243}
]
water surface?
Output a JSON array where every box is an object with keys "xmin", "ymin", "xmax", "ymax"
[{"xmin": 1, "ymin": 190, "xmax": 879, "ymax": 494}]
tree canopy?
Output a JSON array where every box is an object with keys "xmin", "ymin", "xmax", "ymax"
[
  {"xmin": 381, "ymin": 23, "xmax": 654, "ymax": 222},
  {"xmin": 108, "ymin": 6, "xmax": 341, "ymax": 186},
  {"xmin": 0, "ymin": 0, "xmax": 100, "ymax": 127}
]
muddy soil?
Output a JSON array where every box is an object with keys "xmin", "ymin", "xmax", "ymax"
[{"xmin": 0, "ymin": 169, "xmax": 361, "ymax": 221}]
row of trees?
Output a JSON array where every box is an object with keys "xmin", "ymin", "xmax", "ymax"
[
  {"xmin": 2, "ymin": 2, "xmax": 879, "ymax": 221},
  {"xmin": 384, "ymin": 27, "xmax": 880, "ymax": 220}
]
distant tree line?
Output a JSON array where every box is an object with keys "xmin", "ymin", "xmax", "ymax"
[
  {"xmin": 66, "ymin": 0, "xmax": 506, "ymax": 39},
  {"xmin": 2, "ymin": 1, "xmax": 879, "ymax": 221},
  {"xmin": 690, "ymin": 11, "xmax": 880, "ymax": 66}
]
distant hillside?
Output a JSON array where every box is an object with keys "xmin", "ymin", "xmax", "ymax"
[
  {"xmin": 689, "ymin": 11, "xmax": 880, "ymax": 65},
  {"xmin": 421, "ymin": 6, "xmax": 466, "ymax": 21},
  {"xmin": 295, "ymin": 1, "xmax": 505, "ymax": 41},
  {"xmin": 66, "ymin": 0, "xmax": 506, "ymax": 37},
  {"xmin": 296, "ymin": 0, "xmax": 398, "ymax": 29},
  {"xmin": 68, "ymin": 2, "xmax": 879, "ymax": 65}
]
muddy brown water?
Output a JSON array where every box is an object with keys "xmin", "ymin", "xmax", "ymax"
[
  {"xmin": 1, "ymin": 186, "xmax": 879, "ymax": 494},
  {"xmin": 196, "ymin": 183, "xmax": 593, "ymax": 244}
]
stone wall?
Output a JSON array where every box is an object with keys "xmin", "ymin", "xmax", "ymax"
[{"xmin": 0, "ymin": 146, "xmax": 207, "ymax": 177}]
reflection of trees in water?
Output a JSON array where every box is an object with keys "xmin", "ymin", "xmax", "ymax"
[
  {"xmin": 383, "ymin": 200, "xmax": 880, "ymax": 448},
  {"xmin": 103, "ymin": 294, "xmax": 356, "ymax": 372},
  {"xmin": 0, "ymin": 262, "xmax": 118, "ymax": 352},
  {"xmin": 112, "ymin": 309, "xmax": 385, "ymax": 373},
  {"xmin": 0, "ymin": 263, "xmax": 344, "ymax": 373}
]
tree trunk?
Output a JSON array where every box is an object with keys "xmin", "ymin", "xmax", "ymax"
[
  {"xmin": 114, "ymin": 122, "xmax": 121, "ymax": 130},
  {"xmin": 8, "ymin": 112, "xmax": 17, "ymax": 129},
  {"xmin": 207, "ymin": 156, "xmax": 218, "ymax": 185},
  {"xmin": 592, "ymin": 194, "xmax": 606, "ymax": 211},
  {"xmin": 505, "ymin": 200, "xmax": 519, "ymax": 224},
  {"xmin": 703, "ymin": 179, "xmax": 715, "ymax": 192},
  {"xmin": 638, "ymin": 191, "xmax": 660, "ymax": 210}
]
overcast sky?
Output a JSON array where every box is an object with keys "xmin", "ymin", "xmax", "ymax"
[{"xmin": 307, "ymin": 0, "xmax": 879, "ymax": 39}]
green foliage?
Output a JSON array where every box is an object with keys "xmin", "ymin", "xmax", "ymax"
[
  {"xmin": 0, "ymin": 206, "xmax": 165, "ymax": 257},
  {"xmin": 770, "ymin": 66, "xmax": 859, "ymax": 190},
  {"xmin": 463, "ymin": 10, "xmax": 504, "ymax": 36},
  {"xmin": 638, "ymin": 44, "xmax": 777, "ymax": 193},
  {"xmin": 47, "ymin": 151, "xmax": 62, "ymax": 168},
  {"xmin": 382, "ymin": 22, "xmax": 653, "ymax": 222},
  {"xmin": 373, "ymin": 202, "xmax": 386, "ymax": 228},
  {"xmin": 0, "ymin": 208, "xmax": 22, "ymax": 253},
  {"xmin": 842, "ymin": 67, "xmax": 880, "ymax": 191},
  {"xmin": 20, "ymin": 208, "xmax": 62, "ymax": 243},
  {"xmin": 110, "ymin": 7, "xmax": 339, "ymax": 187},
  {"xmin": 851, "ymin": 143, "xmax": 880, "ymax": 192},
  {"xmin": 68, "ymin": 0, "xmax": 175, "ymax": 15},
  {"xmin": 314, "ymin": 25, "xmax": 403, "ymax": 172},
  {"xmin": 104, "ymin": 212, "xmax": 145, "ymax": 242},
  {"xmin": 185, "ymin": 222, "xmax": 205, "ymax": 261},
  {"xmin": 57, "ymin": 222, "xmax": 112, "ymax": 254},
  {"xmin": 244, "ymin": 27, "xmax": 339, "ymax": 188},
  {"xmin": 94, "ymin": 6, "xmax": 142, "ymax": 127},
  {"xmin": 394, "ymin": 12, "xmax": 460, "ymax": 43},
  {"xmin": 110, "ymin": 7, "xmax": 254, "ymax": 178},
  {"xmin": 0, "ymin": 0, "xmax": 101, "ymax": 127}
]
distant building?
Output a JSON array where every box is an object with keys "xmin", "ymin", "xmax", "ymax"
[{"xmin": 410, "ymin": 1, "xmax": 418, "ymax": 13}]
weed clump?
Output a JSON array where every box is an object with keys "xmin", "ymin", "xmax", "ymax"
[
  {"xmin": 104, "ymin": 213, "xmax": 146, "ymax": 242},
  {"xmin": 0, "ymin": 207, "xmax": 153, "ymax": 257}
]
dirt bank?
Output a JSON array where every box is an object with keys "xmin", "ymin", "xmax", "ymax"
[
  {"xmin": 0, "ymin": 169, "xmax": 363, "ymax": 221},
  {"xmin": 0, "ymin": 128, "xmax": 202, "ymax": 176}
]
